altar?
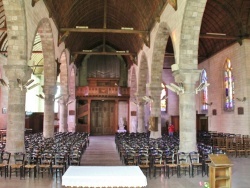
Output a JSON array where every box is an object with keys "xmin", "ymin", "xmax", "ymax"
[{"xmin": 62, "ymin": 166, "xmax": 147, "ymax": 187}]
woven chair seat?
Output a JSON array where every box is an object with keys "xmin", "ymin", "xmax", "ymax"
[{"xmin": 10, "ymin": 164, "xmax": 23, "ymax": 168}]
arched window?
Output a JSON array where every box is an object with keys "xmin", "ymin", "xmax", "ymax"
[
  {"xmin": 224, "ymin": 58, "xmax": 234, "ymax": 111},
  {"xmin": 161, "ymin": 83, "xmax": 167, "ymax": 112},
  {"xmin": 201, "ymin": 69, "xmax": 208, "ymax": 112}
]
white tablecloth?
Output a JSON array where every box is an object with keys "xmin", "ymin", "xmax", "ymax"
[{"xmin": 62, "ymin": 166, "xmax": 147, "ymax": 187}]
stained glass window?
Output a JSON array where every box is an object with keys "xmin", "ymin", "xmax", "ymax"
[
  {"xmin": 161, "ymin": 83, "xmax": 167, "ymax": 112},
  {"xmin": 201, "ymin": 69, "xmax": 208, "ymax": 112},
  {"xmin": 224, "ymin": 58, "xmax": 234, "ymax": 111}
]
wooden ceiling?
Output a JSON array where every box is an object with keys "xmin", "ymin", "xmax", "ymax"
[
  {"xmin": 45, "ymin": 0, "xmax": 167, "ymax": 67},
  {"xmin": 1, "ymin": 0, "xmax": 250, "ymax": 69}
]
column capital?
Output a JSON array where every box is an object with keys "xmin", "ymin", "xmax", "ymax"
[
  {"xmin": 173, "ymin": 69, "xmax": 201, "ymax": 84},
  {"xmin": 4, "ymin": 65, "xmax": 32, "ymax": 78},
  {"xmin": 3, "ymin": 65, "xmax": 32, "ymax": 89},
  {"xmin": 43, "ymin": 85, "xmax": 57, "ymax": 95},
  {"xmin": 146, "ymin": 83, "xmax": 162, "ymax": 91}
]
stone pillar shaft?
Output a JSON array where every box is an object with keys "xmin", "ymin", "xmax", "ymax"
[
  {"xmin": 4, "ymin": 65, "xmax": 32, "ymax": 162},
  {"xmin": 148, "ymin": 84, "xmax": 162, "ymax": 139},
  {"xmin": 43, "ymin": 86, "xmax": 57, "ymax": 138},
  {"xmin": 173, "ymin": 69, "xmax": 201, "ymax": 153},
  {"xmin": 137, "ymin": 103, "xmax": 145, "ymax": 133},
  {"xmin": 58, "ymin": 96, "xmax": 68, "ymax": 132}
]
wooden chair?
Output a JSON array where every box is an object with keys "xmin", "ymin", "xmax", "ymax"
[
  {"xmin": 244, "ymin": 138, "xmax": 250, "ymax": 157},
  {"xmin": 0, "ymin": 151, "xmax": 11, "ymax": 178},
  {"xmin": 189, "ymin": 151, "xmax": 203, "ymax": 177},
  {"xmin": 69, "ymin": 153, "xmax": 81, "ymax": 166},
  {"xmin": 226, "ymin": 138, "xmax": 236, "ymax": 157},
  {"xmin": 165, "ymin": 152, "xmax": 178, "ymax": 178},
  {"xmin": 124, "ymin": 151, "xmax": 137, "ymax": 166},
  {"xmin": 51, "ymin": 153, "xmax": 65, "ymax": 178},
  {"xmin": 235, "ymin": 138, "xmax": 245, "ymax": 157},
  {"xmin": 152, "ymin": 154, "xmax": 165, "ymax": 178},
  {"xmin": 177, "ymin": 152, "xmax": 190, "ymax": 177},
  {"xmin": 138, "ymin": 153, "xmax": 150, "ymax": 178},
  {"xmin": 24, "ymin": 153, "xmax": 38, "ymax": 178},
  {"xmin": 9, "ymin": 152, "xmax": 25, "ymax": 179},
  {"xmin": 38, "ymin": 153, "xmax": 52, "ymax": 178},
  {"xmin": 217, "ymin": 137, "xmax": 226, "ymax": 153}
]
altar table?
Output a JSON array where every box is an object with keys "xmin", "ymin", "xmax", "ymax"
[{"xmin": 62, "ymin": 166, "xmax": 147, "ymax": 187}]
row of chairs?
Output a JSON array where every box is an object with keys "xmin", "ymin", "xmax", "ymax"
[
  {"xmin": 116, "ymin": 133, "xmax": 216, "ymax": 178},
  {"xmin": 212, "ymin": 137, "xmax": 250, "ymax": 157},
  {"xmin": 124, "ymin": 149, "xmax": 204, "ymax": 178},
  {"xmin": 0, "ymin": 132, "xmax": 89, "ymax": 178}
]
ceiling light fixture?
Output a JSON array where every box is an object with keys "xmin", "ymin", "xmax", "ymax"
[
  {"xmin": 0, "ymin": 78, "xmax": 9, "ymax": 88},
  {"xmin": 165, "ymin": 83, "xmax": 184, "ymax": 95},
  {"xmin": 76, "ymin": 26, "xmax": 89, "ymax": 29},
  {"xmin": 82, "ymin": 50, "xmax": 92, "ymax": 52},
  {"xmin": 116, "ymin": 50, "xmax": 126, "ymax": 53},
  {"xmin": 142, "ymin": 96, "xmax": 154, "ymax": 104},
  {"xmin": 206, "ymin": 32, "xmax": 226, "ymax": 36},
  {"xmin": 195, "ymin": 82, "xmax": 210, "ymax": 94},
  {"xmin": 17, "ymin": 78, "xmax": 35, "ymax": 91},
  {"xmin": 27, "ymin": 83, "xmax": 40, "ymax": 90},
  {"xmin": 236, "ymin": 97, "xmax": 246, "ymax": 102},
  {"xmin": 121, "ymin": 27, "xmax": 134, "ymax": 30}
]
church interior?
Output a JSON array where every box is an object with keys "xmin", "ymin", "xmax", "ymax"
[{"xmin": 1, "ymin": 0, "xmax": 250, "ymax": 187}]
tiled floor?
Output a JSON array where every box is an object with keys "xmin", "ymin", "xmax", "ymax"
[{"xmin": 0, "ymin": 136, "xmax": 250, "ymax": 188}]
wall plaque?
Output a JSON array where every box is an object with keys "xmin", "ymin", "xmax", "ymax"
[
  {"xmin": 69, "ymin": 110, "xmax": 75, "ymax": 115},
  {"xmin": 131, "ymin": 111, "xmax": 136, "ymax": 116}
]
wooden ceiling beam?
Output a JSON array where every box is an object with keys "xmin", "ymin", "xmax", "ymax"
[
  {"xmin": 0, "ymin": 27, "xmax": 7, "ymax": 31},
  {"xmin": 60, "ymin": 28, "xmax": 148, "ymax": 35},
  {"xmin": 199, "ymin": 34, "xmax": 238, "ymax": 40},
  {"xmin": 73, "ymin": 51, "xmax": 136, "ymax": 56},
  {"xmin": 0, "ymin": 51, "xmax": 43, "ymax": 54}
]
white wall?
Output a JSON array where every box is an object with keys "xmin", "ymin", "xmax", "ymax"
[{"xmin": 197, "ymin": 40, "xmax": 250, "ymax": 135}]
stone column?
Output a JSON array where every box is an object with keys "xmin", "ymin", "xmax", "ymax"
[
  {"xmin": 58, "ymin": 95, "xmax": 68, "ymax": 132},
  {"xmin": 4, "ymin": 65, "xmax": 32, "ymax": 159},
  {"xmin": 135, "ymin": 95, "xmax": 145, "ymax": 133},
  {"xmin": 148, "ymin": 84, "xmax": 162, "ymax": 139},
  {"xmin": 43, "ymin": 85, "xmax": 57, "ymax": 138},
  {"xmin": 173, "ymin": 69, "xmax": 201, "ymax": 153}
]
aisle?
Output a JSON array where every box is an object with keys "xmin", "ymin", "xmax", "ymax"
[{"xmin": 80, "ymin": 135, "xmax": 123, "ymax": 166}]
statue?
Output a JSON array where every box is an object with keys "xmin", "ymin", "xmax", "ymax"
[
  {"xmin": 118, "ymin": 117, "xmax": 127, "ymax": 133},
  {"xmin": 131, "ymin": 118, "xmax": 137, "ymax": 133}
]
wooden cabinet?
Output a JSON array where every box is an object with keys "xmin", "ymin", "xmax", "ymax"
[{"xmin": 209, "ymin": 154, "xmax": 233, "ymax": 188}]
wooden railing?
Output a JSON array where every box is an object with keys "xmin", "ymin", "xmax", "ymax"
[{"xmin": 76, "ymin": 86, "xmax": 130, "ymax": 97}]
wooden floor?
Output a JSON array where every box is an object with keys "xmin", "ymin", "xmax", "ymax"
[{"xmin": 0, "ymin": 135, "xmax": 250, "ymax": 188}]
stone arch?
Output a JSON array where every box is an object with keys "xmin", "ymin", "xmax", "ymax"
[
  {"xmin": 178, "ymin": 0, "xmax": 207, "ymax": 69},
  {"xmin": 37, "ymin": 18, "xmax": 57, "ymax": 138},
  {"xmin": 150, "ymin": 22, "xmax": 170, "ymax": 85},
  {"xmin": 57, "ymin": 50, "xmax": 69, "ymax": 132},
  {"xmin": 130, "ymin": 66, "xmax": 137, "ymax": 98},
  {"xmin": 37, "ymin": 18, "xmax": 57, "ymax": 85},
  {"xmin": 136, "ymin": 52, "xmax": 149, "ymax": 133},
  {"xmin": 137, "ymin": 51, "xmax": 148, "ymax": 95},
  {"xmin": 148, "ymin": 22, "xmax": 171, "ymax": 138},
  {"xmin": 129, "ymin": 66, "xmax": 137, "ymax": 132},
  {"xmin": 67, "ymin": 64, "xmax": 77, "ymax": 132},
  {"xmin": 3, "ymin": 0, "xmax": 27, "ymax": 64},
  {"xmin": 59, "ymin": 50, "xmax": 68, "ymax": 95}
]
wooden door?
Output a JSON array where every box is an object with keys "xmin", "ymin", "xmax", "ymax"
[
  {"xmin": 199, "ymin": 116, "xmax": 208, "ymax": 131},
  {"xmin": 90, "ymin": 101, "xmax": 115, "ymax": 135},
  {"xmin": 171, "ymin": 115, "xmax": 179, "ymax": 135},
  {"xmin": 196, "ymin": 114, "xmax": 208, "ymax": 132}
]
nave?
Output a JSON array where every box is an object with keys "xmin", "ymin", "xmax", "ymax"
[{"xmin": 0, "ymin": 136, "xmax": 250, "ymax": 188}]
